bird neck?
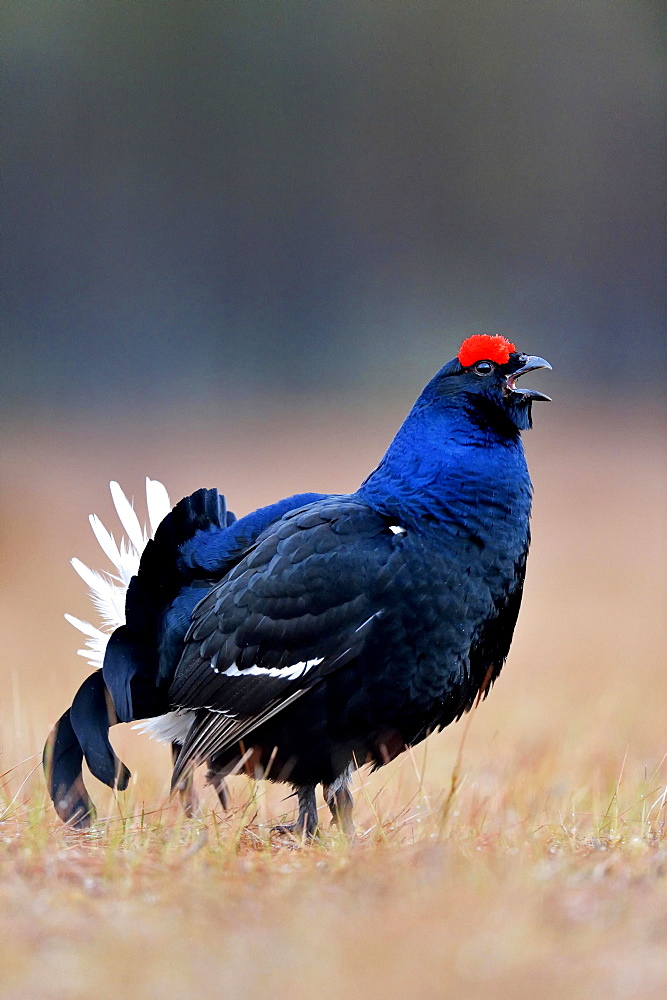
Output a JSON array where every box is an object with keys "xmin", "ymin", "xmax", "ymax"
[{"xmin": 358, "ymin": 400, "xmax": 533, "ymax": 533}]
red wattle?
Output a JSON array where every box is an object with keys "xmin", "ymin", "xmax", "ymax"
[{"xmin": 458, "ymin": 334, "xmax": 516, "ymax": 367}]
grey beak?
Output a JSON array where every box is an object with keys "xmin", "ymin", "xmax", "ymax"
[{"xmin": 505, "ymin": 356, "xmax": 552, "ymax": 402}]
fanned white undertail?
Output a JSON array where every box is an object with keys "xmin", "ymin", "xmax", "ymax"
[{"xmin": 65, "ymin": 479, "xmax": 172, "ymax": 669}]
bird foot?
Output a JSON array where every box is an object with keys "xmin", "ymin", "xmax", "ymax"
[
  {"xmin": 271, "ymin": 818, "xmax": 319, "ymax": 841},
  {"xmin": 272, "ymin": 784, "xmax": 319, "ymax": 840}
]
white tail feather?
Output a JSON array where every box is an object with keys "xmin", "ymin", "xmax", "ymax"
[
  {"xmin": 66, "ymin": 480, "xmax": 171, "ymax": 669},
  {"xmin": 109, "ymin": 481, "xmax": 147, "ymax": 553},
  {"xmin": 64, "ymin": 614, "xmax": 111, "ymax": 665},
  {"xmin": 88, "ymin": 515, "xmax": 125, "ymax": 582},
  {"xmin": 146, "ymin": 477, "xmax": 172, "ymax": 536},
  {"xmin": 70, "ymin": 558, "xmax": 126, "ymax": 629},
  {"xmin": 88, "ymin": 515, "xmax": 140, "ymax": 585}
]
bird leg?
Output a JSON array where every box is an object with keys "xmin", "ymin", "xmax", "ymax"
[
  {"xmin": 207, "ymin": 773, "xmax": 229, "ymax": 811},
  {"xmin": 323, "ymin": 771, "xmax": 355, "ymax": 839},
  {"xmin": 273, "ymin": 784, "xmax": 319, "ymax": 839},
  {"xmin": 172, "ymin": 744, "xmax": 231, "ymax": 815},
  {"xmin": 172, "ymin": 742, "xmax": 198, "ymax": 816}
]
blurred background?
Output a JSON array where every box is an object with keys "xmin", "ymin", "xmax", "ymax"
[
  {"xmin": 1, "ymin": 1, "xmax": 665, "ymax": 809},
  {"xmin": 2, "ymin": 0, "xmax": 665, "ymax": 416}
]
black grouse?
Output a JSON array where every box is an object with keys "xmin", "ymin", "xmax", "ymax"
[{"xmin": 44, "ymin": 334, "xmax": 551, "ymax": 836}]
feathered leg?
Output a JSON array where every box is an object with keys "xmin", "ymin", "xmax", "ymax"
[
  {"xmin": 171, "ymin": 742, "xmax": 198, "ymax": 816},
  {"xmin": 207, "ymin": 772, "xmax": 229, "ymax": 811},
  {"xmin": 324, "ymin": 771, "xmax": 355, "ymax": 839},
  {"xmin": 172, "ymin": 750, "xmax": 230, "ymax": 816},
  {"xmin": 273, "ymin": 784, "xmax": 319, "ymax": 839},
  {"xmin": 170, "ymin": 744, "xmax": 231, "ymax": 816}
]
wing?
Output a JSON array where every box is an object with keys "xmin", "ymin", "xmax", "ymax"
[{"xmin": 169, "ymin": 498, "xmax": 408, "ymax": 783}]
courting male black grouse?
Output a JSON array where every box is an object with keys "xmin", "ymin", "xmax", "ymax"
[{"xmin": 44, "ymin": 335, "xmax": 551, "ymax": 835}]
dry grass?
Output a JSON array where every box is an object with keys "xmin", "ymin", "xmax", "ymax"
[{"xmin": 1, "ymin": 402, "xmax": 666, "ymax": 999}]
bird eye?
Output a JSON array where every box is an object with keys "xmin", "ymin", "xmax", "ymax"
[{"xmin": 473, "ymin": 360, "xmax": 494, "ymax": 376}]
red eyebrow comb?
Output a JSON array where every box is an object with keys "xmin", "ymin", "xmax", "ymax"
[{"xmin": 458, "ymin": 334, "xmax": 516, "ymax": 367}]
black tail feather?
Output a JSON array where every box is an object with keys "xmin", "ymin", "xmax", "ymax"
[
  {"xmin": 70, "ymin": 670, "xmax": 131, "ymax": 789},
  {"xmin": 44, "ymin": 670, "xmax": 131, "ymax": 826},
  {"xmin": 43, "ymin": 708, "xmax": 95, "ymax": 828},
  {"xmin": 131, "ymin": 488, "xmax": 231, "ymax": 617}
]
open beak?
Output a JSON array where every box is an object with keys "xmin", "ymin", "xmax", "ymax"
[{"xmin": 505, "ymin": 356, "xmax": 552, "ymax": 402}]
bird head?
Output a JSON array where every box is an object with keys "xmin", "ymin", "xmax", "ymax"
[{"xmin": 422, "ymin": 334, "xmax": 552, "ymax": 435}]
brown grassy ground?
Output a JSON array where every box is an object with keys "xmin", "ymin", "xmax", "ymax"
[{"xmin": 1, "ymin": 401, "xmax": 665, "ymax": 999}]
